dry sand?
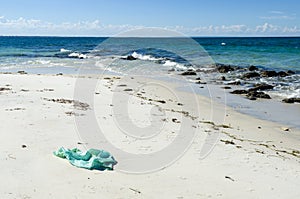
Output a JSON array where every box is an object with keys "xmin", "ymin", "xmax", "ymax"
[{"xmin": 0, "ymin": 73, "xmax": 299, "ymax": 198}]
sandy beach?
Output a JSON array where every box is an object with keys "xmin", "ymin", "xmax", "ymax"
[{"xmin": 0, "ymin": 72, "xmax": 299, "ymax": 198}]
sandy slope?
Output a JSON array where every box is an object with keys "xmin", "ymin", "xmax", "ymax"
[{"xmin": 0, "ymin": 73, "xmax": 299, "ymax": 199}]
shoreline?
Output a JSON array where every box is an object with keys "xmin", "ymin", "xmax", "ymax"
[{"xmin": 1, "ymin": 72, "xmax": 300, "ymax": 198}]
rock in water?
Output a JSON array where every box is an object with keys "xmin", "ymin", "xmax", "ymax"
[
  {"xmin": 247, "ymin": 91, "xmax": 271, "ymax": 99},
  {"xmin": 122, "ymin": 55, "xmax": 137, "ymax": 60},
  {"xmin": 216, "ymin": 64, "xmax": 235, "ymax": 73},
  {"xmin": 249, "ymin": 65, "xmax": 258, "ymax": 71},
  {"xmin": 261, "ymin": 70, "xmax": 278, "ymax": 77},
  {"xmin": 181, "ymin": 71, "xmax": 197, "ymax": 76},
  {"xmin": 282, "ymin": 98, "xmax": 300, "ymax": 104},
  {"xmin": 230, "ymin": 90, "xmax": 248, "ymax": 94},
  {"xmin": 242, "ymin": 72, "xmax": 260, "ymax": 79},
  {"xmin": 248, "ymin": 83, "xmax": 274, "ymax": 92},
  {"xmin": 277, "ymin": 71, "xmax": 289, "ymax": 77}
]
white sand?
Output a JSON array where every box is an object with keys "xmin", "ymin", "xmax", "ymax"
[{"xmin": 0, "ymin": 73, "xmax": 299, "ymax": 198}]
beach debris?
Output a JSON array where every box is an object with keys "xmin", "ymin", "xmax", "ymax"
[
  {"xmin": 255, "ymin": 149, "xmax": 265, "ymax": 154},
  {"xmin": 117, "ymin": 84, "xmax": 127, "ymax": 87},
  {"xmin": 281, "ymin": 127, "xmax": 290, "ymax": 132},
  {"xmin": 124, "ymin": 88, "xmax": 133, "ymax": 92},
  {"xmin": 156, "ymin": 100, "xmax": 166, "ymax": 104},
  {"xmin": 43, "ymin": 98, "xmax": 90, "ymax": 110},
  {"xmin": 65, "ymin": 111, "xmax": 85, "ymax": 116},
  {"xmin": 0, "ymin": 87, "xmax": 11, "ymax": 91},
  {"xmin": 20, "ymin": 89, "xmax": 29, "ymax": 92},
  {"xmin": 5, "ymin": 107, "xmax": 25, "ymax": 111},
  {"xmin": 44, "ymin": 88, "xmax": 54, "ymax": 91},
  {"xmin": 220, "ymin": 139, "xmax": 235, "ymax": 145},
  {"xmin": 172, "ymin": 118, "xmax": 181, "ymax": 123},
  {"xmin": 129, "ymin": 187, "xmax": 141, "ymax": 194},
  {"xmin": 53, "ymin": 147, "xmax": 117, "ymax": 171},
  {"xmin": 8, "ymin": 154, "xmax": 16, "ymax": 160},
  {"xmin": 225, "ymin": 176, "xmax": 235, "ymax": 181},
  {"xmin": 282, "ymin": 97, "xmax": 300, "ymax": 104}
]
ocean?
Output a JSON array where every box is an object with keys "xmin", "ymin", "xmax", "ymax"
[{"xmin": 0, "ymin": 36, "xmax": 299, "ymax": 99}]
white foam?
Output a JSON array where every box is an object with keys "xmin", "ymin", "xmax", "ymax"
[
  {"xmin": 68, "ymin": 52, "xmax": 87, "ymax": 59},
  {"xmin": 131, "ymin": 52, "xmax": 158, "ymax": 61},
  {"xmin": 60, "ymin": 48, "xmax": 71, "ymax": 53},
  {"xmin": 163, "ymin": 60, "xmax": 188, "ymax": 71}
]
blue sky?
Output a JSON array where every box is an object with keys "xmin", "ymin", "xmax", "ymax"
[{"xmin": 0, "ymin": 0, "xmax": 299, "ymax": 36}]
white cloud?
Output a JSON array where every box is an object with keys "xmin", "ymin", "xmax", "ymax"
[
  {"xmin": 270, "ymin": 11, "xmax": 284, "ymax": 14},
  {"xmin": 260, "ymin": 15, "xmax": 295, "ymax": 20},
  {"xmin": 260, "ymin": 11, "xmax": 296, "ymax": 20},
  {"xmin": 0, "ymin": 16, "xmax": 299, "ymax": 36}
]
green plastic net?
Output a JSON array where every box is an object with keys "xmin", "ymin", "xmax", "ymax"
[{"xmin": 54, "ymin": 147, "xmax": 117, "ymax": 171}]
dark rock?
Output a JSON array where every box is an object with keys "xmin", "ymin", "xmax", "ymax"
[
  {"xmin": 195, "ymin": 81, "xmax": 207, "ymax": 84},
  {"xmin": 282, "ymin": 98, "xmax": 300, "ymax": 104},
  {"xmin": 181, "ymin": 71, "xmax": 197, "ymax": 76},
  {"xmin": 221, "ymin": 86, "xmax": 232, "ymax": 89},
  {"xmin": 230, "ymin": 90, "xmax": 248, "ymax": 94},
  {"xmin": 242, "ymin": 72, "xmax": 260, "ymax": 79},
  {"xmin": 216, "ymin": 64, "xmax": 235, "ymax": 73},
  {"xmin": 17, "ymin": 70, "xmax": 27, "ymax": 75},
  {"xmin": 195, "ymin": 77, "xmax": 201, "ymax": 80},
  {"xmin": 248, "ymin": 83, "xmax": 274, "ymax": 92},
  {"xmin": 247, "ymin": 91, "xmax": 271, "ymax": 99},
  {"xmin": 220, "ymin": 76, "xmax": 226, "ymax": 81},
  {"xmin": 227, "ymin": 81, "xmax": 241, "ymax": 85},
  {"xmin": 287, "ymin": 70, "xmax": 295, "ymax": 75},
  {"xmin": 122, "ymin": 55, "xmax": 137, "ymax": 60},
  {"xmin": 261, "ymin": 70, "xmax": 278, "ymax": 77},
  {"xmin": 277, "ymin": 71, "xmax": 289, "ymax": 77},
  {"xmin": 249, "ymin": 65, "xmax": 258, "ymax": 71}
]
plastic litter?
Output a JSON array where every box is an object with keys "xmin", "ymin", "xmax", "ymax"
[{"xmin": 54, "ymin": 147, "xmax": 117, "ymax": 171}]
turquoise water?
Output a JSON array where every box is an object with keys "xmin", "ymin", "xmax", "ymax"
[
  {"xmin": 0, "ymin": 36, "xmax": 299, "ymax": 98},
  {"xmin": 0, "ymin": 36, "xmax": 299, "ymax": 71}
]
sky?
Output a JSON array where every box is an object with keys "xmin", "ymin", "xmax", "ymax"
[{"xmin": 0, "ymin": 0, "xmax": 299, "ymax": 36}]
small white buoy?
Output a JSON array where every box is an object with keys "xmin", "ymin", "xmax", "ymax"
[{"xmin": 221, "ymin": 42, "xmax": 226, "ymax": 46}]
